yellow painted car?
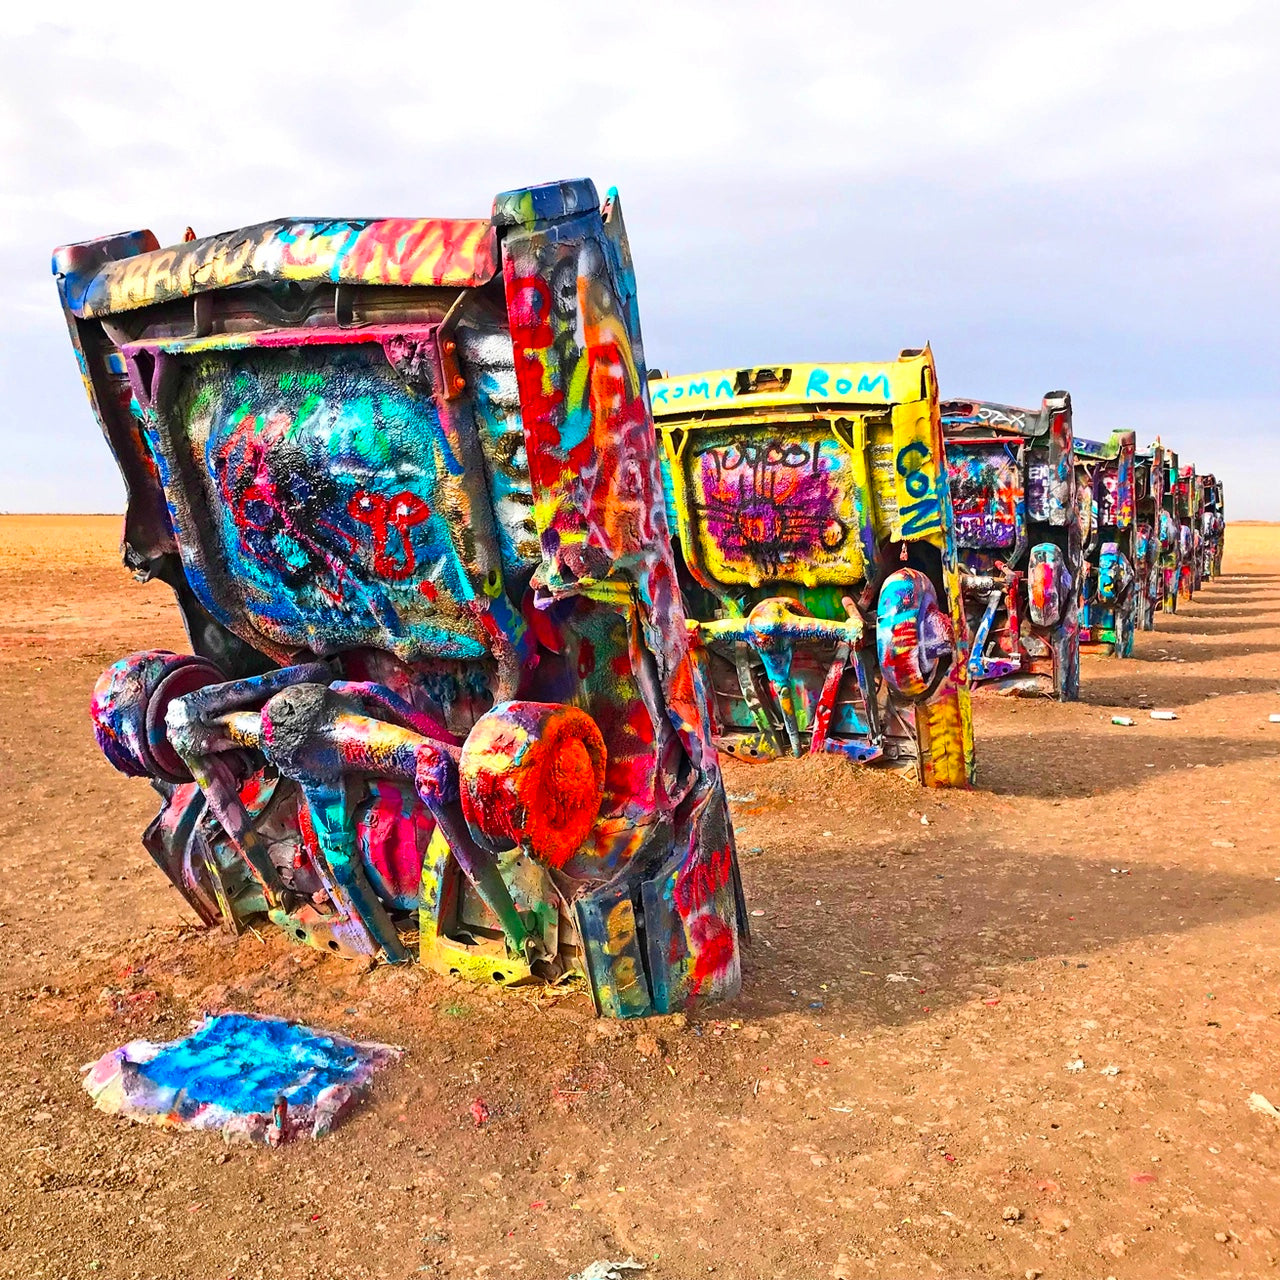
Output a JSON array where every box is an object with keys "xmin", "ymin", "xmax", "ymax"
[{"xmin": 652, "ymin": 349, "xmax": 974, "ymax": 788}]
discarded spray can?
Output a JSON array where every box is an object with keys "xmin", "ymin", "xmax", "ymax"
[
  {"xmin": 1111, "ymin": 716, "xmax": 1135, "ymax": 726},
  {"xmin": 1150, "ymin": 711, "xmax": 1178, "ymax": 720}
]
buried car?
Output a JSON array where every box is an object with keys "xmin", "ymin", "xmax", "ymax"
[
  {"xmin": 1174, "ymin": 464, "xmax": 1202, "ymax": 601},
  {"xmin": 1202, "ymin": 474, "xmax": 1226, "ymax": 578},
  {"xmin": 1074, "ymin": 430, "xmax": 1138, "ymax": 657},
  {"xmin": 1133, "ymin": 441, "xmax": 1168, "ymax": 631},
  {"xmin": 1154, "ymin": 445, "xmax": 1183, "ymax": 613},
  {"xmin": 651, "ymin": 349, "xmax": 974, "ymax": 789},
  {"xmin": 940, "ymin": 393, "xmax": 1081, "ymax": 700},
  {"xmin": 53, "ymin": 178, "xmax": 746, "ymax": 1018}
]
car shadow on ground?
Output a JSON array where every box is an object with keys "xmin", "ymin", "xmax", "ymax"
[
  {"xmin": 975, "ymin": 727, "xmax": 1279, "ymax": 798},
  {"xmin": 1149, "ymin": 617, "xmax": 1280, "ymax": 635},
  {"xmin": 1135, "ymin": 640, "xmax": 1280, "ymax": 666},
  {"xmin": 733, "ymin": 842, "xmax": 1280, "ymax": 1027},
  {"xmin": 1079, "ymin": 672, "xmax": 1280, "ymax": 708}
]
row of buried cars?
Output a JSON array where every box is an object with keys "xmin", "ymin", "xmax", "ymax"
[
  {"xmin": 53, "ymin": 179, "xmax": 1224, "ymax": 1017},
  {"xmin": 652, "ymin": 356, "xmax": 1226, "ymax": 784}
]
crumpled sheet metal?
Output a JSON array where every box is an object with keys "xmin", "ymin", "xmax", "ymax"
[
  {"xmin": 82, "ymin": 1012, "xmax": 401, "ymax": 1143},
  {"xmin": 54, "ymin": 179, "xmax": 746, "ymax": 1018},
  {"xmin": 652, "ymin": 349, "xmax": 975, "ymax": 788}
]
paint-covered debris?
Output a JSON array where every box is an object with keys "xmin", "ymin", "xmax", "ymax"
[
  {"xmin": 567, "ymin": 1261, "xmax": 646, "ymax": 1280},
  {"xmin": 82, "ymin": 1012, "xmax": 400, "ymax": 1143}
]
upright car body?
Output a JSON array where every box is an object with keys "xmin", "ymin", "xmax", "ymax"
[
  {"xmin": 54, "ymin": 179, "xmax": 746, "ymax": 1018},
  {"xmin": 652, "ymin": 350, "xmax": 974, "ymax": 788},
  {"xmin": 1075, "ymin": 430, "xmax": 1138, "ymax": 657},
  {"xmin": 941, "ymin": 394, "xmax": 1081, "ymax": 700}
]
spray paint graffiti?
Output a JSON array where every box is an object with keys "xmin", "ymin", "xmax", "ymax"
[
  {"xmin": 1200, "ymin": 474, "xmax": 1226, "ymax": 578},
  {"xmin": 54, "ymin": 179, "xmax": 746, "ymax": 1018},
  {"xmin": 83, "ymin": 1013, "xmax": 400, "ymax": 1143},
  {"xmin": 653, "ymin": 350, "xmax": 973, "ymax": 788},
  {"xmin": 1133, "ymin": 442, "xmax": 1169, "ymax": 630},
  {"xmin": 941, "ymin": 394, "xmax": 1081, "ymax": 700},
  {"xmin": 1075, "ymin": 431, "xmax": 1138, "ymax": 658}
]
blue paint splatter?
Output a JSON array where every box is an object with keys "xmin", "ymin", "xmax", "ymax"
[{"xmin": 141, "ymin": 1013, "xmax": 375, "ymax": 1111}]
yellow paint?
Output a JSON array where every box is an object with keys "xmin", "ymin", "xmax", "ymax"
[
  {"xmin": 604, "ymin": 898, "xmax": 636, "ymax": 955},
  {"xmin": 916, "ymin": 667, "xmax": 974, "ymax": 788},
  {"xmin": 657, "ymin": 350, "xmax": 944, "ymax": 588},
  {"xmin": 650, "ymin": 355, "xmax": 929, "ymax": 416}
]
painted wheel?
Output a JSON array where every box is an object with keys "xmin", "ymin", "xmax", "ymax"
[
  {"xmin": 458, "ymin": 701, "xmax": 607, "ymax": 870},
  {"xmin": 91, "ymin": 651, "xmax": 225, "ymax": 780},
  {"xmin": 875, "ymin": 569, "xmax": 953, "ymax": 701}
]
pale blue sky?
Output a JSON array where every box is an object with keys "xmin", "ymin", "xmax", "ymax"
[{"xmin": 2, "ymin": 1, "xmax": 1277, "ymax": 515}]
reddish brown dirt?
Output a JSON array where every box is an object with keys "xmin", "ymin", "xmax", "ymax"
[{"xmin": 3, "ymin": 516, "xmax": 1280, "ymax": 1280}]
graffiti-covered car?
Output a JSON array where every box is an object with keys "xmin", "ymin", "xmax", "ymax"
[
  {"xmin": 1074, "ymin": 431, "xmax": 1138, "ymax": 657},
  {"xmin": 54, "ymin": 178, "xmax": 747, "ymax": 1018},
  {"xmin": 1174, "ymin": 464, "xmax": 1201, "ymax": 601},
  {"xmin": 940, "ymin": 394, "xmax": 1081, "ymax": 700},
  {"xmin": 1202, "ymin": 474, "xmax": 1225, "ymax": 578},
  {"xmin": 651, "ymin": 349, "xmax": 974, "ymax": 788},
  {"xmin": 1154, "ymin": 445, "xmax": 1182, "ymax": 613},
  {"xmin": 1133, "ymin": 441, "xmax": 1167, "ymax": 630}
]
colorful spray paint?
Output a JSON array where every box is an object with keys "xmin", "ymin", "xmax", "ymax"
[
  {"xmin": 652, "ymin": 350, "xmax": 974, "ymax": 788},
  {"xmin": 54, "ymin": 179, "xmax": 746, "ymax": 1018},
  {"xmin": 1201, "ymin": 475, "xmax": 1226, "ymax": 578},
  {"xmin": 940, "ymin": 394, "xmax": 1082, "ymax": 700},
  {"xmin": 1133, "ymin": 442, "xmax": 1167, "ymax": 631},
  {"xmin": 82, "ymin": 1013, "xmax": 400, "ymax": 1143},
  {"xmin": 1074, "ymin": 430, "xmax": 1139, "ymax": 657}
]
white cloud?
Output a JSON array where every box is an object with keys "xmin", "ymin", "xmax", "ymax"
[{"xmin": 1, "ymin": 0, "xmax": 1277, "ymax": 514}]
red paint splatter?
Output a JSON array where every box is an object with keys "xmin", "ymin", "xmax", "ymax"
[
  {"xmin": 674, "ymin": 843, "xmax": 734, "ymax": 915},
  {"xmin": 687, "ymin": 914, "xmax": 736, "ymax": 997},
  {"xmin": 347, "ymin": 490, "xmax": 430, "ymax": 580}
]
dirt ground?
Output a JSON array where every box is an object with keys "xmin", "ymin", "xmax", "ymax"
[{"xmin": 2, "ymin": 516, "xmax": 1279, "ymax": 1280}]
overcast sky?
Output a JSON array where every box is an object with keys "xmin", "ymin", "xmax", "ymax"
[{"xmin": 2, "ymin": 0, "xmax": 1277, "ymax": 516}]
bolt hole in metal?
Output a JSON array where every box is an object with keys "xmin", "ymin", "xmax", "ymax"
[{"xmin": 327, "ymin": 941, "xmax": 340, "ymax": 951}]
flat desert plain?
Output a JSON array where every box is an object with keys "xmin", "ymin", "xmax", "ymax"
[{"xmin": 2, "ymin": 516, "xmax": 1279, "ymax": 1280}]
